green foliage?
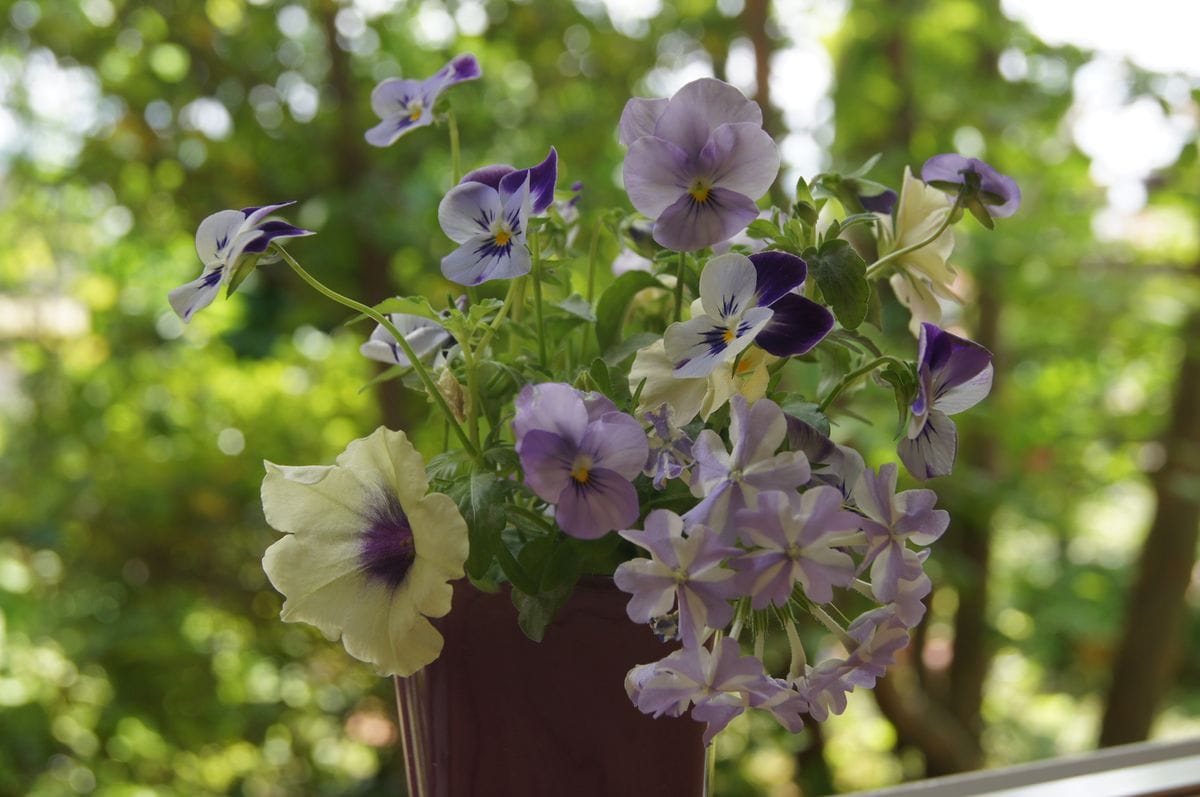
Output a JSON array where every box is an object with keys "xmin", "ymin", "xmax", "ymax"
[{"xmin": 805, "ymin": 239, "xmax": 872, "ymax": 330}]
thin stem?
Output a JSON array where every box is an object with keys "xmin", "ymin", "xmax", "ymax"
[
  {"xmin": 447, "ymin": 108, "xmax": 462, "ymax": 185},
  {"xmin": 809, "ymin": 604, "xmax": 856, "ymax": 649},
  {"xmin": 458, "ymin": 342, "xmax": 482, "ymax": 450},
  {"xmin": 817, "ymin": 354, "xmax": 907, "ymax": 413},
  {"xmin": 865, "ymin": 193, "xmax": 964, "ymax": 280},
  {"xmin": 473, "ymin": 278, "xmax": 519, "ymax": 356},
  {"xmin": 276, "ymin": 245, "xmax": 481, "ymax": 461},
  {"xmin": 531, "ymin": 231, "xmax": 547, "ymax": 367},
  {"xmin": 585, "ymin": 219, "xmax": 604, "ymax": 303},
  {"xmin": 673, "ymin": 250, "xmax": 686, "ymax": 322}
]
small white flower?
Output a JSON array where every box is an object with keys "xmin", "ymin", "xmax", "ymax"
[{"xmin": 877, "ymin": 167, "xmax": 957, "ymax": 332}]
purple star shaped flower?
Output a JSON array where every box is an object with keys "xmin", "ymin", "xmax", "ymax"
[
  {"xmin": 843, "ymin": 606, "xmax": 910, "ymax": 689},
  {"xmin": 620, "ymin": 78, "xmax": 780, "ymax": 252},
  {"xmin": 664, "ymin": 251, "xmax": 833, "ymax": 378},
  {"xmin": 898, "ymin": 322, "xmax": 994, "ymax": 480},
  {"xmin": 513, "ymin": 382, "xmax": 647, "ymax": 539},
  {"xmin": 437, "ymin": 148, "xmax": 558, "ymax": 285},
  {"xmin": 642, "ymin": 404, "xmax": 694, "ymax": 489},
  {"xmin": 365, "ymin": 54, "xmax": 480, "ymax": 147},
  {"xmin": 169, "ymin": 202, "xmax": 312, "ymax": 322},
  {"xmin": 615, "ymin": 509, "xmax": 742, "ymax": 646},
  {"xmin": 921, "ymin": 153, "xmax": 1021, "ymax": 227},
  {"xmin": 686, "ymin": 396, "xmax": 811, "ymax": 541}
]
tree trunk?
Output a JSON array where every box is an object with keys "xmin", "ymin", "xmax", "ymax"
[{"xmin": 1100, "ymin": 254, "xmax": 1200, "ymax": 746}]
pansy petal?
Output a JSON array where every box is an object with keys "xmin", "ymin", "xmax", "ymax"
[
  {"xmin": 438, "ymin": 182, "xmax": 502, "ymax": 243},
  {"xmin": 749, "ymin": 251, "xmax": 807, "ymax": 307},
  {"xmin": 937, "ymin": 362, "xmax": 993, "ymax": 415},
  {"xmin": 440, "ymin": 235, "xmax": 531, "ymax": 285},
  {"xmin": 555, "ymin": 467, "xmax": 640, "ymax": 539},
  {"xmin": 665, "ymin": 311, "xmax": 768, "ymax": 379},
  {"xmin": 623, "ymin": 136, "xmax": 691, "ymax": 218},
  {"xmin": 365, "ymin": 114, "xmax": 431, "ymax": 147},
  {"xmin": 517, "ymin": 428, "xmax": 575, "ymax": 504},
  {"xmin": 898, "ymin": 409, "xmax": 957, "ymax": 480},
  {"xmin": 653, "ymin": 187, "xmax": 759, "ymax": 252},
  {"xmin": 754, "ymin": 293, "xmax": 834, "ymax": 357},
  {"xmin": 168, "ymin": 268, "xmax": 224, "ymax": 322},
  {"xmin": 514, "ymin": 382, "xmax": 589, "ymax": 445},
  {"xmin": 619, "ymin": 97, "xmax": 670, "ymax": 146},
  {"xmin": 499, "ymin": 147, "xmax": 558, "ymax": 214},
  {"xmin": 581, "ymin": 413, "xmax": 649, "ymax": 480},
  {"xmin": 370, "ymin": 78, "xmax": 425, "ymax": 119},
  {"xmin": 430, "ymin": 53, "xmax": 481, "ymax": 90},
  {"xmin": 699, "ymin": 253, "xmax": 759, "ymax": 320},
  {"xmin": 195, "ymin": 209, "xmax": 247, "ymax": 266},
  {"xmin": 653, "ymin": 78, "xmax": 763, "ymax": 156},
  {"xmin": 241, "ymin": 220, "xmax": 314, "ymax": 253},
  {"xmin": 700, "ymin": 122, "xmax": 780, "ymax": 200}
]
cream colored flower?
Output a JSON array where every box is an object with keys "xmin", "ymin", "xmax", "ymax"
[
  {"xmin": 261, "ymin": 427, "xmax": 468, "ymax": 676},
  {"xmin": 630, "ymin": 339, "xmax": 776, "ymax": 423},
  {"xmin": 877, "ymin": 166, "xmax": 957, "ymax": 332}
]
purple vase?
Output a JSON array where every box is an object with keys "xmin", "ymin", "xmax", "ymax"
[{"xmin": 394, "ymin": 578, "xmax": 709, "ymax": 796}]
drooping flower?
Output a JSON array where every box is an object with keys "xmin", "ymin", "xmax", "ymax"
[
  {"xmin": 438, "ymin": 148, "xmax": 558, "ymax": 285},
  {"xmin": 921, "ymin": 153, "xmax": 1021, "ymax": 228},
  {"xmin": 686, "ymin": 396, "xmax": 810, "ymax": 541},
  {"xmin": 365, "ymin": 54, "xmax": 480, "ymax": 147},
  {"xmin": 260, "ymin": 427, "xmax": 468, "ymax": 676},
  {"xmin": 615, "ymin": 510, "xmax": 742, "ymax": 646},
  {"xmin": 169, "ymin": 202, "xmax": 313, "ymax": 322},
  {"xmin": 898, "ymin": 322, "xmax": 993, "ymax": 480},
  {"xmin": 852, "ymin": 463, "xmax": 949, "ymax": 603},
  {"xmin": 843, "ymin": 606, "xmax": 910, "ymax": 689},
  {"xmin": 733, "ymin": 487, "xmax": 861, "ymax": 608},
  {"xmin": 626, "ymin": 637, "xmax": 774, "ymax": 745},
  {"xmin": 620, "ymin": 78, "xmax": 780, "ymax": 251},
  {"xmin": 664, "ymin": 252, "xmax": 833, "ymax": 378},
  {"xmin": 513, "ymin": 382, "xmax": 648, "ymax": 539},
  {"xmin": 642, "ymin": 404, "xmax": 694, "ymax": 489},
  {"xmin": 359, "ymin": 312, "xmax": 453, "ymax": 368},
  {"xmin": 784, "ymin": 414, "xmax": 866, "ymax": 499}
]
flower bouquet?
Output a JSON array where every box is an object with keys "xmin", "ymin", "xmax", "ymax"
[{"xmin": 171, "ymin": 53, "xmax": 1017, "ymax": 795}]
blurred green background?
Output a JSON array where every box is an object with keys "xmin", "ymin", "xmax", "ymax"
[{"xmin": 1, "ymin": 0, "xmax": 1198, "ymax": 794}]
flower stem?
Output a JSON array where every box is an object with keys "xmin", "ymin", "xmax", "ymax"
[
  {"xmin": 673, "ymin": 250, "xmax": 686, "ymax": 322},
  {"xmin": 458, "ymin": 341, "xmax": 482, "ymax": 451},
  {"xmin": 864, "ymin": 192, "xmax": 964, "ymax": 280},
  {"xmin": 531, "ymin": 231, "xmax": 547, "ymax": 367},
  {"xmin": 275, "ymin": 245, "xmax": 482, "ymax": 461},
  {"xmin": 473, "ymin": 277, "xmax": 519, "ymax": 357},
  {"xmin": 447, "ymin": 108, "xmax": 462, "ymax": 185},
  {"xmin": 817, "ymin": 355, "xmax": 907, "ymax": 413},
  {"xmin": 585, "ymin": 219, "xmax": 604, "ymax": 304}
]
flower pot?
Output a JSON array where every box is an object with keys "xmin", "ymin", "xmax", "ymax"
[{"xmin": 394, "ymin": 577, "xmax": 709, "ymax": 796}]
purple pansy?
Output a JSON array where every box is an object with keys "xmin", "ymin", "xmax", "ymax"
[
  {"xmin": 513, "ymin": 382, "xmax": 647, "ymax": 539},
  {"xmin": 365, "ymin": 54, "xmax": 480, "ymax": 147},
  {"xmin": 898, "ymin": 322, "xmax": 994, "ymax": 480},
  {"xmin": 643, "ymin": 404, "xmax": 694, "ymax": 489},
  {"xmin": 437, "ymin": 149, "xmax": 558, "ymax": 285},
  {"xmin": 614, "ymin": 510, "xmax": 742, "ymax": 646},
  {"xmin": 921, "ymin": 153, "xmax": 1021, "ymax": 226},
  {"xmin": 620, "ymin": 78, "xmax": 780, "ymax": 252},
  {"xmin": 686, "ymin": 396, "xmax": 810, "ymax": 541},
  {"xmin": 733, "ymin": 487, "xmax": 861, "ymax": 608},
  {"xmin": 852, "ymin": 463, "xmax": 949, "ymax": 603},
  {"xmin": 626, "ymin": 637, "xmax": 774, "ymax": 745},
  {"xmin": 169, "ymin": 202, "xmax": 312, "ymax": 322},
  {"xmin": 663, "ymin": 251, "xmax": 833, "ymax": 378}
]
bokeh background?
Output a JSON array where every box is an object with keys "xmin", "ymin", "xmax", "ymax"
[{"xmin": 2, "ymin": 0, "xmax": 1199, "ymax": 794}]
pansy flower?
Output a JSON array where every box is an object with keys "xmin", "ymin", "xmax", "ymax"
[
  {"xmin": 438, "ymin": 148, "xmax": 558, "ymax": 285},
  {"xmin": 664, "ymin": 251, "xmax": 833, "ymax": 378},
  {"xmin": 260, "ymin": 428, "xmax": 469, "ymax": 676},
  {"xmin": 360, "ymin": 312, "xmax": 453, "ymax": 368},
  {"xmin": 921, "ymin": 153, "xmax": 1021, "ymax": 228},
  {"xmin": 365, "ymin": 54, "xmax": 480, "ymax": 147},
  {"xmin": 898, "ymin": 322, "xmax": 993, "ymax": 480},
  {"xmin": 620, "ymin": 78, "xmax": 780, "ymax": 251},
  {"xmin": 513, "ymin": 382, "xmax": 648, "ymax": 539},
  {"xmin": 169, "ymin": 202, "xmax": 312, "ymax": 322},
  {"xmin": 878, "ymin": 167, "xmax": 958, "ymax": 332}
]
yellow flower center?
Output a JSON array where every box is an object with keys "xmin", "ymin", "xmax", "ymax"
[
  {"xmin": 494, "ymin": 229, "xmax": 512, "ymax": 247},
  {"xmin": 722, "ymin": 327, "xmax": 736, "ymax": 343},
  {"xmin": 689, "ymin": 180, "xmax": 712, "ymax": 204},
  {"xmin": 407, "ymin": 102, "xmax": 423, "ymax": 122},
  {"xmin": 571, "ymin": 455, "xmax": 593, "ymax": 485}
]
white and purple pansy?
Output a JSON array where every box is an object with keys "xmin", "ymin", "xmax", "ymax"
[
  {"xmin": 437, "ymin": 148, "xmax": 558, "ymax": 286},
  {"xmin": 359, "ymin": 311, "xmax": 454, "ymax": 368},
  {"xmin": 365, "ymin": 54, "xmax": 481, "ymax": 148},
  {"xmin": 620, "ymin": 78, "xmax": 780, "ymax": 252},
  {"xmin": 898, "ymin": 322, "xmax": 994, "ymax": 480},
  {"xmin": 169, "ymin": 202, "xmax": 313, "ymax": 322},
  {"xmin": 663, "ymin": 251, "xmax": 833, "ymax": 378}
]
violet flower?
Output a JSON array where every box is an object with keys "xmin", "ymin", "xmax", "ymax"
[
  {"xmin": 843, "ymin": 606, "xmax": 910, "ymax": 689},
  {"xmin": 733, "ymin": 487, "xmax": 861, "ymax": 608},
  {"xmin": 785, "ymin": 414, "xmax": 865, "ymax": 499},
  {"xmin": 513, "ymin": 382, "xmax": 647, "ymax": 539},
  {"xmin": 365, "ymin": 54, "xmax": 480, "ymax": 147},
  {"xmin": 852, "ymin": 463, "xmax": 949, "ymax": 603},
  {"xmin": 921, "ymin": 153, "xmax": 1021, "ymax": 227},
  {"xmin": 664, "ymin": 251, "xmax": 833, "ymax": 378},
  {"xmin": 794, "ymin": 657, "xmax": 853, "ymax": 722},
  {"xmin": 169, "ymin": 202, "xmax": 312, "ymax": 322},
  {"xmin": 614, "ymin": 509, "xmax": 742, "ymax": 646},
  {"xmin": 686, "ymin": 396, "xmax": 811, "ymax": 542},
  {"xmin": 643, "ymin": 404, "xmax": 694, "ymax": 489},
  {"xmin": 438, "ymin": 148, "xmax": 558, "ymax": 285},
  {"xmin": 620, "ymin": 78, "xmax": 780, "ymax": 251},
  {"xmin": 898, "ymin": 322, "xmax": 993, "ymax": 480},
  {"xmin": 360, "ymin": 312, "xmax": 453, "ymax": 367}
]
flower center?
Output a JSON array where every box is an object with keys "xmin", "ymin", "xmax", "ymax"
[
  {"xmin": 407, "ymin": 101, "xmax": 423, "ymax": 122},
  {"xmin": 722, "ymin": 327, "xmax": 736, "ymax": 343},
  {"xmin": 359, "ymin": 490, "xmax": 417, "ymax": 591},
  {"xmin": 688, "ymin": 179, "xmax": 712, "ymax": 204},
  {"xmin": 494, "ymin": 228, "xmax": 512, "ymax": 247},
  {"xmin": 570, "ymin": 454, "xmax": 594, "ymax": 485}
]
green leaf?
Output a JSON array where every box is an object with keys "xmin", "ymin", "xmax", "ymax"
[
  {"xmin": 556, "ymin": 293, "xmax": 596, "ymax": 322},
  {"xmin": 511, "ymin": 583, "xmax": 572, "ymax": 642},
  {"xmin": 448, "ymin": 472, "xmax": 509, "ymax": 581},
  {"xmin": 602, "ymin": 332, "xmax": 659, "ymax": 366},
  {"xmin": 805, "ymin": 239, "xmax": 870, "ymax": 330},
  {"xmin": 356, "ymin": 363, "xmax": 405, "ymax": 394},
  {"xmin": 846, "ymin": 152, "xmax": 882, "ymax": 179},
  {"xmin": 745, "ymin": 219, "xmax": 780, "ymax": 240},
  {"xmin": 588, "ymin": 357, "xmax": 612, "ymax": 395},
  {"xmin": 368, "ymin": 295, "xmax": 439, "ymax": 321},
  {"xmin": 780, "ymin": 400, "xmax": 831, "ymax": 437},
  {"xmin": 595, "ymin": 270, "xmax": 665, "ymax": 352}
]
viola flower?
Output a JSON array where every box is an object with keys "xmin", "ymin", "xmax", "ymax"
[
  {"xmin": 513, "ymin": 382, "xmax": 648, "ymax": 539},
  {"xmin": 614, "ymin": 510, "xmax": 742, "ymax": 646},
  {"xmin": 852, "ymin": 463, "xmax": 949, "ymax": 603},
  {"xmin": 620, "ymin": 78, "xmax": 780, "ymax": 251},
  {"xmin": 359, "ymin": 312, "xmax": 453, "ymax": 368},
  {"xmin": 169, "ymin": 202, "xmax": 312, "ymax": 322},
  {"xmin": 365, "ymin": 54, "xmax": 480, "ymax": 147},
  {"xmin": 643, "ymin": 403, "xmax": 694, "ymax": 489},
  {"xmin": 630, "ymin": 339, "xmax": 735, "ymax": 425},
  {"xmin": 733, "ymin": 487, "xmax": 861, "ymax": 608},
  {"xmin": 922, "ymin": 153, "xmax": 1021, "ymax": 228},
  {"xmin": 843, "ymin": 606, "xmax": 910, "ymax": 689},
  {"xmin": 785, "ymin": 415, "xmax": 866, "ymax": 499},
  {"xmin": 260, "ymin": 428, "xmax": 468, "ymax": 676},
  {"xmin": 437, "ymin": 149, "xmax": 558, "ymax": 285},
  {"xmin": 898, "ymin": 323, "xmax": 994, "ymax": 480},
  {"xmin": 686, "ymin": 396, "xmax": 811, "ymax": 541},
  {"xmin": 626, "ymin": 637, "xmax": 774, "ymax": 745},
  {"xmin": 664, "ymin": 252, "xmax": 833, "ymax": 378}
]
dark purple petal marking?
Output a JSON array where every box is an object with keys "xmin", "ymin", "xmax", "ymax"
[
  {"xmin": 241, "ymin": 220, "xmax": 313, "ymax": 253},
  {"xmin": 461, "ymin": 163, "xmax": 515, "ymax": 189},
  {"xmin": 755, "ymin": 293, "xmax": 834, "ymax": 357},
  {"xmin": 898, "ymin": 409, "xmax": 957, "ymax": 480},
  {"xmin": 919, "ymin": 322, "xmax": 992, "ymax": 400},
  {"xmin": 359, "ymin": 489, "xmax": 416, "ymax": 590},
  {"xmin": 499, "ymin": 147, "xmax": 558, "ymax": 214},
  {"xmin": 859, "ymin": 188, "xmax": 897, "ymax": 214},
  {"xmin": 201, "ymin": 267, "xmax": 223, "ymax": 288},
  {"xmin": 749, "ymin": 251, "xmax": 807, "ymax": 308},
  {"xmin": 652, "ymin": 186, "xmax": 758, "ymax": 252}
]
